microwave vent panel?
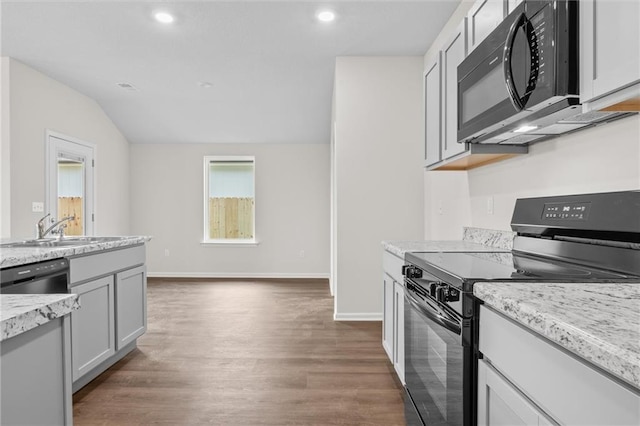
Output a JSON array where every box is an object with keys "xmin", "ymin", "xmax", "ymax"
[
  {"xmin": 530, "ymin": 123, "xmax": 590, "ymax": 135},
  {"xmin": 559, "ymin": 110, "xmax": 622, "ymax": 123},
  {"xmin": 501, "ymin": 134, "xmax": 545, "ymax": 145}
]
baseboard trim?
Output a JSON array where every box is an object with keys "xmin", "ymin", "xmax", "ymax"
[
  {"xmin": 333, "ymin": 312, "xmax": 383, "ymax": 321},
  {"xmin": 147, "ymin": 272, "xmax": 330, "ymax": 280}
]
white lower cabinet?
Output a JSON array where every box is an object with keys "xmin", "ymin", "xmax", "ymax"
[
  {"xmin": 392, "ymin": 280, "xmax": 405, "ymax": 381},
  {"xmin": 479, "ymin": 305, "xmax": 640, "ymax": 425},
  {"xmin": 1, "ymin": 317, "xmax": 73, "ymax": 425},
  {"xmin": 382, "ymin": 250, "xmax": 405, "ymax": 384},
  {"xmin": 477, "ymin": 359, "xmax": 552, "ymax": 426},
  {"xmin": 382, "ymin": 274, "xmax": 394, "ymax": 360},
  {"xmin": 69, "ymin": 245, "xmax": 147, "ymax": 390},
  {"xmin": 115, "ymin": 265, "xmax": 147, "ymax": 350},
  {"xmin": 71, "ymin": 276, "xmax": 116, "ymax": 381}
]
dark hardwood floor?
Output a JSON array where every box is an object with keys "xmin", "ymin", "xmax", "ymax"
[{"xmin": 73, "ymin": 278, "xmax": 406, "ymax": 425}]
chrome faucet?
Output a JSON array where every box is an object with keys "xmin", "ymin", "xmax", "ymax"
[{"xmin": 37, "ymin": 214, "xmax": 75, "ymax": 239}]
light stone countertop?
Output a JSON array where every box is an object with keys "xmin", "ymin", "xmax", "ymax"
[
  {"xmin": 474, "ymin": 282, "xmax": 640, "ymax": 390},
  {"xmin": 0, "ymin": 236, "xmax": 151, "ymax": 269},
  {"xmin": 382, "ymin": 227, "xmax": 514, "ymax": 257},
  {"xmin": 1, "ymin": 293, "xmax": 80, "ymax": 341}
]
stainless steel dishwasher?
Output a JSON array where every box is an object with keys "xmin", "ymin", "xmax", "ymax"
[{"xmin": 1, "ymin": 259, "xmax": 69, "ymax": 293}]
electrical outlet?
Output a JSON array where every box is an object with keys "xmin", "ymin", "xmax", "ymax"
[
  {"xmin": 487, "ymin": 197, "xmax": 494, "ymax": 215},
  {"xmin": 32, "ymin": 202, "xmax": 44, "ymax": 212},
  {"xmin": 164, "ymin": 249, "xmax": 170, "ymax": 257},
  {"xmin": 299, "ymin": 250, "xmax": 305, "ymax": 258}
]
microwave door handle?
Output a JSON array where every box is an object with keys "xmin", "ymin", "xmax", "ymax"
[
  {"xmin": 405, "ymin": 290, "xmax": 462, "ymax": 335},
  {"xmin": 503, "ymin": 13, "xmax": 527, "ymax": 111}
]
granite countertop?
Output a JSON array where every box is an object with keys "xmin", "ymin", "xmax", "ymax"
[
  {"xmin": 474, "ymin": 282, "xmax": 640, "ymax": 390},
  {"xmin": 0, "ymin": 236, "xmax": 151, "ymax": 269},
  {"xmin": 1, "ymin": 294, "xmax": 80, "ymax": 341},
  {"xmin": 383, "ymin": 227, "xmax": 515, "ymax": 257}
]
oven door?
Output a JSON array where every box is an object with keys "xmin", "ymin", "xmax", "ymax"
[{"xmin": 404, "ymin": 280, "xmax": 472, "ymax": 426}]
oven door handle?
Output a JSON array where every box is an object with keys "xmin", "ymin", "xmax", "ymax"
[{"xmin": 405, "ymin": 290, "xmax": 462, "ymax": 336}]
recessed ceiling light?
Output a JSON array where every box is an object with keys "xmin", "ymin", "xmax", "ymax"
[
  {"xmin": 317, "ymin": 10, "xmax": 335, "ymax": 23},
  {"xmin": 513, "ymin": 125, "xmax": 538, "ymax": 133},
  {"xmin": 154, "ymin": 12, "xmax": 175, "ymax": 24}
]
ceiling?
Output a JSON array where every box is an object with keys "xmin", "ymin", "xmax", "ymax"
[{"xmin": 1, "ymin": 0, "xmax": 459, "ymax": 144}]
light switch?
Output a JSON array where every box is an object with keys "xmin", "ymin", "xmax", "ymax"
[
  {"xmin": 32, "ymin": 202, "xmax": 44, "ymax": 212},
  {"xmin": 487, "ymin": 197, "xmax": 494, "ymax": 215}
]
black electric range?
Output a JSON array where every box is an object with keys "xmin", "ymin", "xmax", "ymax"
[{"xmin": 402, "ymin": 190, "xmax": 640, "ymax": 426}]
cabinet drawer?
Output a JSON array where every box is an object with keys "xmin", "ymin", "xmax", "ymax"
[
  {"xmin": 383, "ymin": 251, "xmax": 405, "ymax": 284},
  {"xmin": 70, "ymin": 245, "xmax": 145, "ymax": 285},
  {"xmin": 479, "ymin": 305, "xmax": 640, "ymax": 425}
]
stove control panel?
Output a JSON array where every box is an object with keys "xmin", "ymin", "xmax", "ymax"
[{"xmin": 542, "ymin": 201, "xmax": 591, "ymax": 220}]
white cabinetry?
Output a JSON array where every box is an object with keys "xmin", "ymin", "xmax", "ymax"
[
  {"xmin": 478, "ymin": 359, "xmax": 552, "ymax": 426},
  {"xmin": 580, "ymin": 0, "xmax": 640, "ymax": 111},
  {"xmin": 468, "ymin": 0, "xmax": 505, "ymax": 53},
  {"xmin": 1, "ymin": 317, "xmax": 73, "ymax": 425},
  {"xmin": 115, "ymin": 265, "xmax": 147, "ymax": 350},
  {"xmin": 71, "ymin": 276, "xmax": 115, "ymax": 381},
  {"xmin": 69, "ymin": 244, "xmax": 147, "ymax": 391},
  {"xmin": 393, "ymin": 280, "xmax": 405, "ymax": 381},
  {"xmin": 382, "ymin": 249, "xmax": 405, "ymax": 384},
  {"xmin": 424, "ymin": 54, "xmax": 442, "ymax": 167},
  {"xmin": 479, "ymin": 305, "xmax": 640, "ymax": 425},
  {"xmin": 424, "ymin": 5, "xmax": 527, "ymax": 171},
  {"xmin": 442, "ymin": 20, "xmax": 468, "ymax": 160}
]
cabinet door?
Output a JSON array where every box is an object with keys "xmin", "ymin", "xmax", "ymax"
[
  {"xmin": 393, "ymin": 281, "xmax": 405, "ymax": 384},
  {"xmin": 477, "ymin": 359, "xmax": 553, "ymax": 426},
  {"xmin": 424, "ymin": 54, "xmax": 442, "ymax": 167},
  {"xmin": 1, "ymin": 318, "xmax": 72, "ymax": 425},
  {"xmin": 468, "ymin": 0, "xmax": 505, "ymax": 53},
  {"xmin": 442, "ymin": 20, "xmax": 468, "ymax": 160},
  {"xmin": 580, "ymin": 0, "xmax": 640, "ymax": 102},
  {"xmin": 71, "ymin": 276, "xmax": 115, "ymax": 382},
  {"xmin": 382, "ymin": 274, "xmax": 394, "ymax": 362},
  {"xmin": 115, "ymin": 265, "xmax": 147, "ymax": 350}
]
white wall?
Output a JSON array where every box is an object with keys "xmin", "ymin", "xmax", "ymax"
[
  {"xmin": 426, "ymin": 115, "xmax": 640, "ymax": 234},
  {"xmin": 129, "ymin": 143, "xmax": 330, "ymax": 277},
  {"xmin": 5, "ymin": 58, "xmax": 131, "ymax": 238},
  {"xmin": 333, "ymin": 56, "xmax": 424, "ymax": 319},
  {"xmin": 468, "ymin": 116, "xmax": 640, "ymax": 230},
  {"xmin": 1, "ymin": 58, "xmax": 10, "ymax": 238}
]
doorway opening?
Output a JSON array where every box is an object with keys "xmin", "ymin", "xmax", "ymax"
[{"xmin": 46, "ymin": 132, "xmax": 95, "ymax": 236}]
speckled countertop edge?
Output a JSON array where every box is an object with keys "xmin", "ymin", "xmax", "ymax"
[
  {"xmin": 0, "ymin": 236, "xmax": 151, "ymax": 268},
  {"xmin": 474, "ymin": 282, "xmax": 640, "ymax": 390},
  {"xmin": 382, "ymin": 227, "xmax": 514, "ymax": 257},
  {"xmin": 1, "ymin": 294, "xmax": 80, "ymax": 341}
]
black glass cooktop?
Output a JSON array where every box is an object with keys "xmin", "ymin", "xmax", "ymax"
[{"xmin": 406, "ymin": 251, "xmax": 638, "ymax": 290}]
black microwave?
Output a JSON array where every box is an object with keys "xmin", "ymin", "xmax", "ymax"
[{"xmin": 457, "ymin": 0, "xmax": 580, "ymax": 145}]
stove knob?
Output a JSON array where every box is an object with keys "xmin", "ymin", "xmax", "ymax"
[
  {"xmin": 436, "ymin": 284, "xmax": 449, "ymax": 303},
  {"xmin": 405, "ymin": 267, "xmax": 423, "ymax": 279},
  {"xmin": 428, "ymin": 282, "xmax": 440, "ymax": 298}
]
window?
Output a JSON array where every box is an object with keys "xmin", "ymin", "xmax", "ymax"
[{"xmin": 203, "ymin": 156, "xmax": 255, "ymax": 243}]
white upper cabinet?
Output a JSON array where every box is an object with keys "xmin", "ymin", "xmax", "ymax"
[
  {"xmin": 580, "ymin": 0, "xmax": 640, "ymax": 109},
  {"xmin": 442, "ymin": 20, "xmax": 468, "ymax": 160},
  {"xmin": 468, "ymin": 0, "xmax": 505, "ymax": 53},
  {"xmin": 424, "ymin": 53, "xmax": 442, "ymax": 167}
]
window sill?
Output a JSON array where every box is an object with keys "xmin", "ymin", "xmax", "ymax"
[{"xmin": 200, "ymin": 239, "xmax": 260, "ymax": 247}]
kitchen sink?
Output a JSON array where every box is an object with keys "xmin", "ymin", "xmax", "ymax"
[{"xmin": 0, "ymin": 236, "xmax": 124, "ymax": 248}]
